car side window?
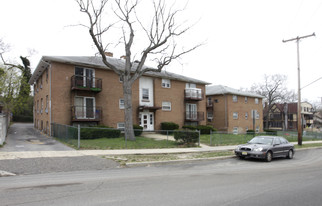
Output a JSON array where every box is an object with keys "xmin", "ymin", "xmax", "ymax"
[
  {"xmin": 280, "ymin": 137, "xmax": 288, "ymax": 144},
  {"xmin": 274, "ymin": 138, "xmax": 281, "ymax": 145}
]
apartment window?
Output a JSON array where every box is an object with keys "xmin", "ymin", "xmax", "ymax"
[
  {"xmin": 37, "ymin": 100, "xmax": 39, "ymax": 114},
  {"xmin": 233, "ymin": 95, "xmax": 238, "ymax": 102},
  {"xmin": 245, "ymin": 112, "xmax": 248, "ymax": 119},
  {"xmin": 119, "ymin": 76, "xmax": 124, "ymax": 82},
  {"xmin": 233, "ymin": 112, "xmax": 238, "ymax": 119},
  {"xmin": 119, "ymin": 99, "xmax": 125, "ymax": 109},
  {"xmin": 75, "ymin": 67, "xmax": 95, "ymax": 87},
  {"xmin": 117, "ymin": 123, "xmax": 125, "ymax": 130},
  {"xmin": 207, "ymin": 112, "xmax": 213, "ymax": 122},
  {"xmin": 207, "ymin": 97, "xmax": 212, "ymax": 106},
  {"xmin": 45, "ymin": 95, "xmax": 49, "ymax": 113},
  {"xmin": 142, "ymin": 88, "xmax": 149, "ymax": 101},
  {"xmin": 46, "ymin": 69, "xmax": 48, "ymax": 83},
  {"xmin": 246, "ymin": 127, "xmax": 249, "ymax": 131},
  {"xmin": 233, "ymin": 127, "xmax": 238, "ymax": 134},
  {"xmin": 255, "ymin": 98, "xmax": 259, "ymax": 104},
  {"xmin": 41, "ymin": 98, "xmax": 43, "ymax": 114},
  {"xmin": 162, "ymin": 79, "xmax": 171, "ymax": 88},
  {"xmin": 251, "ymin": 110, "xmax": 259, "ymax": 119},
  {"xmin": 162, "ymin": 101, "xmax": 171, "ymax": 111},
  {"xmin": 256, "ymin": 126, "xmax": 260, "ymax": 133},
  {"xmin": 186, "ymin": 83, "xmax": 196, "ymax": 88},
  {"xmin": 40, "ymin": 75, "xmax": 43, "ymax": 89},
  {"xmin": 245, "ymin": 97, "xmax": 248, "ymax": 103}
]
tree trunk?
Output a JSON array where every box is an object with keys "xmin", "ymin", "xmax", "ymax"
[{"xmin": 123, "ymin": 81, "xmax": 135, "ymax": 141}]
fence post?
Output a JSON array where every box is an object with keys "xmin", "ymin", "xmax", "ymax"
[
  {"xmin": 198, "ymin": 130, "xmax": 200, "ymax": 147},
  {"xmin": 78, "ymin": 124, "xmax": 80, "ymax": 149},
  {"xmin": 210, "ymin": 130, "xmax": 212, "ymax": 146},
  {"xmin": 167, "ymin": 130, "xmax": 169, "ymax": 148}
]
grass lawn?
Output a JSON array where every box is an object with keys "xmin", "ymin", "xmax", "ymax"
[
  {"xmin": 63, "ymin": 136, "xmax": 182, "ymax": 150},
  {"xmin": 200, "ymin": 133, "xmax": 322, "ymax": 146}
]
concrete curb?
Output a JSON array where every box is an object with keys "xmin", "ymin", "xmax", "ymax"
[
  {"xmin": 125, "ymin": 155, "xmax": 236, "ymax": 167},
  {"xmin": 0, "ymin": 170, "xmax": 16, "ymax": 177}
]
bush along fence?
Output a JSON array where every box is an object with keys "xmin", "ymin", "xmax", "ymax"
[{"xmin": 51, "ymin": 123, "xmax": 200, "ymax": 149}]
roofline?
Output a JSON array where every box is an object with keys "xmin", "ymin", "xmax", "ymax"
[{"xmin": 29, "ymin": 56, "xmax": 210, "ymax": 85}]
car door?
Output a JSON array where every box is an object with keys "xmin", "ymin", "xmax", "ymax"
[
  {"xmin": 280, "ymin": 137, "xmax": 291, "ymax": 156},
  {"xmin": 272, "ymin": 137, "xmax": 284, "ymax": 157}
]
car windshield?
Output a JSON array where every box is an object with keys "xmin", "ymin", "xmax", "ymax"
[{"xmin": 249, "ymin": 137, "xmax": 273, "ymax": 145}]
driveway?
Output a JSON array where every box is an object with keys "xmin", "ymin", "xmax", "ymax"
[{"xmin": 0, "ymin": 123, "xmax": 73, "ymax": 152}]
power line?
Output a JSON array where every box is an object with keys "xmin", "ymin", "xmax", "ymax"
[{"xmin": 301, "ymin": 76, "xmax": 322, "ymax": 90}]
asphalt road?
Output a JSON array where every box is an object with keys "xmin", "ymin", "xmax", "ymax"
[{"xmin": 1, "ymin": 148, "xmax": 322, "ymax": 206}]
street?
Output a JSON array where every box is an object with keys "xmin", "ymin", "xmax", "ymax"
[{"xmin": 1, "ymin": 148, "xmax": 322, "ymax": 206}]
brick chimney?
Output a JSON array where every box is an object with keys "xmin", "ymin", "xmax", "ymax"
[{"xmin": 105, "ymin": 52, "xmax": 113, "ymax": 57}]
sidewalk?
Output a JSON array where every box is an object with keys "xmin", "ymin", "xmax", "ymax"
[{"xmin": 1, "ymin": 140, "xmax": 321, "ymax": 160}]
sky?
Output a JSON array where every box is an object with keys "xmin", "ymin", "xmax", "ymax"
[{"xmin": 1, "ymin": 0, "xmax": 322, "ymax": 104}]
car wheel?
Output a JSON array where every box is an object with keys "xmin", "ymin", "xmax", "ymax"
[
  {"xmin": 287, "ymin": 149, "xmax": 294, "ymax": 159},
  {"xmin": 266, "ymin": 151, "xmax": 272, "ymax": 162}
]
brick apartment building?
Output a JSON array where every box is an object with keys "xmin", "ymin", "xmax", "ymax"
[
  {"xmin": 29, "ymin": 56, "xmax": 209, "ymax": 134},
  {"xmin": 206, "ymin": 85, "xmax": 264, "ymax": 134}
]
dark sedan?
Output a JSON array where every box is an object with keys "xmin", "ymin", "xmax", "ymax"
[{"xmin": 235, "ymin": 136, "xmax": 294, "ymax": 162}]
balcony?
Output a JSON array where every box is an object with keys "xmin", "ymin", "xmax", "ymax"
[
  {"xmin": 185, "ymin": 111, "xmax": 204, "ymax": 122},
  {"xmin": 71, "ymin": 106, "xmax": 102, "ymax": 122},
  {"xmin": 185, "ymin": 88, "xmax": 203, "ymax": 101},
  {"xmin": 71, "ymin": 75, "xmax": 102, "ymax": 92}
]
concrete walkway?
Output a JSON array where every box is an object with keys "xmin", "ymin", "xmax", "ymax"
[{"xmin": 1, "ymin": 140, "xmax": 321, "ymax": 160}]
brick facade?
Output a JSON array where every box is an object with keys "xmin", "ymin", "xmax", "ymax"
[
  {"xmin": 31, "ymin": 56, "xmax": 208, "ymax": 133},
  {"xmin": 206, "ymin": 86, "xmax": 263, "ymax": 134}
]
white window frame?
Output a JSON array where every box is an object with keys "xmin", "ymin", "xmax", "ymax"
[
  {"xmin": 119, "ymin": 99, "xmax": 125, "ymax": 109},
  {"xmin": 255, "ymin": 98, "xmax": 259, "ymax": 104},
  {"xmin": 162, "ymin": 101, "xmax": 171, "ymax": 111},
  {"xmin": 245, "ymin": 97, "xmax": 248, "ymax": 103},
  {"xmin": 256, "ymin": 126, "xmax": 260, "ymax": 133},
  {"xmin": 207, "ymin": 112, "xmax": 213, "ymax": 120},
  {"xmin": 117, "ymin": 123, "xmax": 125, "ymax": 130},
  {"xmin": 233, "ymin": 127, "xmax": 238, "ymax": 134},
  {"xmin": 142, "ymin": 88, "xmax": 149, "ymax": 101},
  {"xmin": 162, "ymin": 79, "xmax": 171, "ymax": 88},
  {"xmin": 245, "ymin": 112, "xmax": 248, "ymax": 119},
  {"xmin": 233, "ymin": 95, "xmax": 238, "ymax": 102},
  {"xmin": 233, "ymin": 112, "xmax": 238, "ymax": 119}
]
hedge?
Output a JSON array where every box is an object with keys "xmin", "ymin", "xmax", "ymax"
[
  {"xmin": 174, "ymin": 130, "xmax": 199, "ymax": 145},
  {"xmin": 182, "ymin": 125, "xmax": 216, "ymax": 134},
  {"xmin": 264, "ymin": 130, "xmax": 277, "ymax": 135},
  {"xmin": 133, "ymin": 124, "xmax": 143, "ymax": 136},
  {"xmin": 80, "ymin": 126, "xmax": 121, "ymax": 139},
  {"xmin": 161, "ymin": 122, "xmax": 179, "ymax": 134},
  {"xmin": 247, "ymin": 130, "xmax": 255, "ymax": 135}
]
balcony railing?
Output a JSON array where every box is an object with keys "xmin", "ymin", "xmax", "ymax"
[
  {"xmin": 185, "ymin": 88, "xmax": 203, "ymax": 101},
  {"xmin": 71, "ymin": 75, "xmax": 102, "ymax": 92},
  {"xmin": 71, "ymin": 106, "xmax": 102, "ymax": 122},
  {"xmin": 185, "ymin": 111, "xmax": 204, "ymax": 122}
]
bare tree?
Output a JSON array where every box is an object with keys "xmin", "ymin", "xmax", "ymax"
[
  {"xmin": 250, "ymin": 74, "xmax": 297, "ymax": 129},
  {"xmin": 76, "ymin": 0, "xmax": 200, "ymax": 140}
]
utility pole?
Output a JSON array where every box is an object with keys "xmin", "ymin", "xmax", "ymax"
[{"xmin": 282, "ymin": 33, "xmax": 315, "ymax": 146}]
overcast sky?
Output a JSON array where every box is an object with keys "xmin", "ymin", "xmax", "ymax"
[{"xmin": 1, "ymin": 0, "xmax": 322, "ymax": 103}]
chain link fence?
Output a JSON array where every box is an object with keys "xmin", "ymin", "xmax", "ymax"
[
  {"xmin": 205, "ymin": 130, "xmax": 322, "ymax": 146},
  {"xmin": 51, "ymin": 123, "xmax": 200, "ymax": 149}
]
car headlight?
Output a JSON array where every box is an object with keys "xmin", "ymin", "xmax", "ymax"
[{"xmin": 253, "ymin": 147, "xmax": 263, "ymax": 152}]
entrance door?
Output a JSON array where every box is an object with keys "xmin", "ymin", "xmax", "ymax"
[{"xmin": 140, "ymin": 112, "xmax": 154, "ymax": 131}]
